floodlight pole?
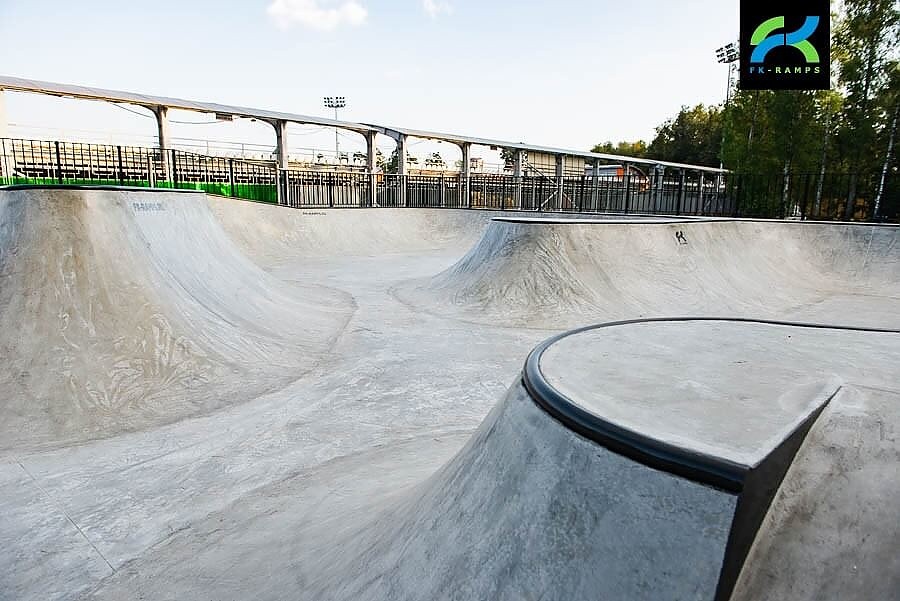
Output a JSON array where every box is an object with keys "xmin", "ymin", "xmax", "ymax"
[
  {"xmin": 716, "ymin": 43, "xmax": 739, "ymax": 170},
  {"xmin": 324, "ymin": 96, "xmax": 346, "ymax": 164}
]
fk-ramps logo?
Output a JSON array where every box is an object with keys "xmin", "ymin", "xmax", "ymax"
[{"xmin": 740, "ymin": 0, "xmax": 830, "ymax": 90}]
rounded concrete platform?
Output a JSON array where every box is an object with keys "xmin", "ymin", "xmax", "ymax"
[
  {"xmin": 524, "ymin": 318, "xmax": 900, "ymax": 599},
  {"xmin": 533, "ymin": 318, "xmax": 898, "ymax": 470}
]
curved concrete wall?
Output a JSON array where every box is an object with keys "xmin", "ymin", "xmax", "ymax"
[
  {"xmin": 731, "ymin": 384, "xmax": 900, "ymax": 600},
  {"xmin": 400, "ymin": 219, "xmax": 900, "ymax": 329},
  {"xmin": 298, "ymin": 379, "xmax": 737, "ymax": 601},
  {"xmin": 0, "ymin": 189, "xmax": 352, "ymax": 450}
]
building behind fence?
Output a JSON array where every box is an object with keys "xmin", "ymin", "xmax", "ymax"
[{"xmin": 0, "ymin": 138, "xmax": 896, "ymax": 221}]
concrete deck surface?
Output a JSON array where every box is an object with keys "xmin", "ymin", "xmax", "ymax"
[
  {"xmin": 0, "ymin": 188, "xmax": 897, "ymax": 600},
  {"xmin": 539, "ymin": 320, "xmax": 897, "ymax": 467}
]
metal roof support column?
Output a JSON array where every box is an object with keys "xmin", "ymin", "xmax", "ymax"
[
  {"xmin": 272, "ymin": 119, "xmax": 289, "ymax": 205},
  {"xmin": 151, "ymin": 106, "xmax": 171, "ymax": 183},
  {"xmin": 460, "ymin": 142, "xmax": 471, "ymax": 209},
  {"xmin": 365, "ymin": 130, "xmax": 377, "ymax": 207},
  {"xmin": 396, "ymin": 133, "xmax": 407, "ymax": 175},
  {"xmin": 591, "ymin": 161, "xmax": 601, "ymax": 212},
  {"xmin": 555, "ymin": 154, "xmax": 564, "ymax": 211}
]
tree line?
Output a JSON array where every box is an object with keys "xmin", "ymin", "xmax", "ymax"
[{"xmin": 592, "ymin": 0, "xmax": 899, "ymax": 219}]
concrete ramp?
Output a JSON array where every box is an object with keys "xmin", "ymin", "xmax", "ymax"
[
  {"xmin": 401, "ymin": 218, "xmax": 900, "ymax": 328},
  {"xmin": 731, "ymin": 384, "xmax": 900, "ymax": 600},
  {"xmin": 0, "ymin": 188, "xmax": 352, "ymax": 451}
]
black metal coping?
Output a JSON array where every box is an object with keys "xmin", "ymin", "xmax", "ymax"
[
  {"xmin": 494, "ymin": 215, "xmax": 900, "ymax": 227},
  {"xmin": 521, "ymin": 317, "xmax": 900, "ymax": 493}
]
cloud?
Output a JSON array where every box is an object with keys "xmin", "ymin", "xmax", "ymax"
[
  {"xmin": 267, "ymin": 0, "xmax": 368, "ymax": 31},
  {"xmin": 422, "ymin": 0, "xmax": 452, "ymax": 19}
]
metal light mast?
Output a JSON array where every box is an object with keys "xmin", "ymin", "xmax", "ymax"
[{"xmin": 323, "ymin": 96, "xmax": 346, "ymax": 163}]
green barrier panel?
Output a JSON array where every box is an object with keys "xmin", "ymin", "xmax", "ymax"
[{"xmin": 2, "ymin": 178, "xmax": 278, "ymax": 204}]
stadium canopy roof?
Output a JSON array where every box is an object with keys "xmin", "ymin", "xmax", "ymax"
[
  {"xmin": 0, "ymin": 75, "xmax": 377, "ymax": 134},
  {"xmin": 371, "ymin": 125, "xmax": 728, "ymax": 173},
  {"xmin": 0, "ymin": 75, "xmax": 727, "ymax": 173}
]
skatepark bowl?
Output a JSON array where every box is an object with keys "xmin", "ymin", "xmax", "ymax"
[{"xmin": 1, "ymin": 185, "xmax": 898, "ymax": 600}]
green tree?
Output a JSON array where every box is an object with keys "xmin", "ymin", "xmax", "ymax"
[
  {"xmin": 386, "ymin": 148, "xmax": 400, "ymax": 173},
  {"xmin": 501, "ymin": 148, "xmax": 516, "ymax": 172},
  {"xmin": 872, "ymin": 62, "xmax": 900, "ymax": 216},
  {"xmin": 646, "ymin": 104, "xmax": 723, "ymax": 166},
  {"xmin": 833, "ymin": 0, "xmax": 900, "ymax": 216},
  {"xmin": 590, "ymin": 140, "xmax": 648, "ymax": 158}
]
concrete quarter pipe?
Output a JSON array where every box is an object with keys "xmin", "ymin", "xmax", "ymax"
[{"xmin": 0, "ymin": 187, "xmax": 897, "ymax": 600}]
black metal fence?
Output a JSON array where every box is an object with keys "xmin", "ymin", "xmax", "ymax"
[
  {"xmin": 1, "ymin": 138, "xmax": 896, "ymax": 221},
  {"xmin": 723, "ymin": 172, "xmax": 899, "ymax": 221}
]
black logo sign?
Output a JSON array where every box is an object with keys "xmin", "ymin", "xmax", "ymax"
[{"xmin": 740, "ymin": 0, "xmax": 831, "ymax": 90}]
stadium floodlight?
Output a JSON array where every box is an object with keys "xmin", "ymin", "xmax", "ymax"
[
  {"xmin": 716, "ymin": 43, "xmax": 739, "ymax": 64},
  {"xmin": 323, "ymin": 96, "xmax": 347, "ymax": 163},
  {"xmin": 323, "ymin": 96, "xmax": 346, "ymax": 110}
]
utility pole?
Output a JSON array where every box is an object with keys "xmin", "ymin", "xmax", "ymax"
[{"xmin": 323, "ymin": 96, "xmax": 346, "ymax": 164}]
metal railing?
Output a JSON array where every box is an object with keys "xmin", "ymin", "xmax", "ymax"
[{"xmin": 1, "ymin": 138, "xmax": 896, "ymax": 221}]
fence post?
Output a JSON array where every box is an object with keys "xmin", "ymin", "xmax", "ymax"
[
  {"xmin": 116, "ymin": 145, "xmax": 124, "ymax": 185},
  {"xmin": 698, "ymin": 172, "xmax": 705, "ymax": 215},
  {"xmin": 676, "ymin": 169, "xmax": 686, "ymax": 215},
  {"xmin": 228, "ymin": 158, "xmax": 235, "ymax": 197},
  {"xmin": 465, "ymin": 175, "xmax": 471, "ymax": 209},
  {"xmin": 578, "ymin": 176, "xmax": 586, "ymax": 212},
  {"xmin": 54, "ymin": 141, "xmax": 64, "ymax": 184},
  {"xmin": 0, "ymin": 138, "xmax": 9, "ymax": 184},
  {"xmin": 276, "ymin": 168, "xmax": 284, "ymax": 205},
  {"xmin": 555, "ymin": 155, "xmax": 564, "ymax": 211},
  {"xmin": 279, "ymin": 170, "xmax": 288, "ymax": 206},
  {"xmin": 328, "ymin": 173, "xmax": 335, "ymax": 208},
  {"xmin": 171, "ymin": 150, "xmax": 179, "ymax": 188},
  {"xmin": 148, "ymin": 155, "xmax": 156, "ymax": 187},
  {"xmin": 623, "ymin": 163, "xmax": 632, "ymax": 214}
]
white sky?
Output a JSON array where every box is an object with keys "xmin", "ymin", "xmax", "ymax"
[{"xmin": 0, "ymin": 0, "xmax": 739, "ymax": 166}]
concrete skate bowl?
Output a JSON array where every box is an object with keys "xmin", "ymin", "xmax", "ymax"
[
  {"xmin": 3, "ymin": 187, "xmax": 898, "ymax": 601},
  {"xmin": 397, "ymin": 217, "xmax": 900, "ymax": 329},
  {"xmin": 283, "ymin": 318, "xmax": 898, "ymax": 601},
  {"xmin": 207, "ymin": 198, "xmax": 495, "ymax": 267},
  {"xmin": 0, "ymin": 187, "xmax": 353, "ymax": 452}
]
